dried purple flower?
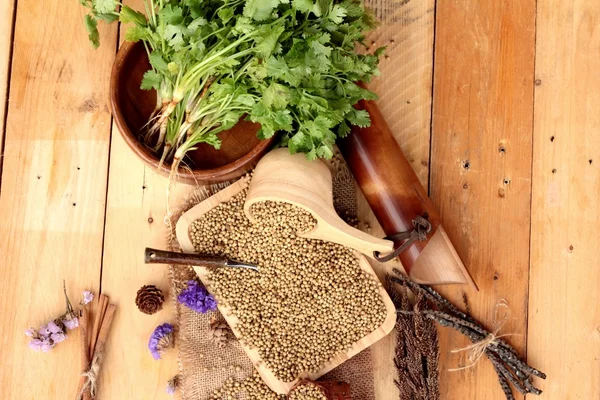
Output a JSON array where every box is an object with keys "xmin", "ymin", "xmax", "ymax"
[
  {"xmin": 177, "ymin": 280, "xmax": 217, "ymax": 314},
  {"xmin": 39, "ymin": 324, "xmax": 51, "ymax": 336},
  {"xmin": 29, "ymin": 338, "xmax": 55, "ymax": 352},
  {"xmin": 81, "ymin": 290, "xmax": 94, "ymax": 305},
  {"xmin": 25, "ymin": 328, "xmax": 38, "ymax": 337},
  {"xmin": 40, "ymin": 339, "xmax": 54, "ymax": 352},
  {"xmin": 62, "ymin": 314, "xmax": 79, "ymax": 330},
  {"xmin": 148, "ymin": 323, "xmax": 174, "ymax": 360},
  {"xmin": 165, "ymin": 374, "xmax": 181, "ymax": 395},
  {"xmin": 50, "ymin": 332, "xmax": 67, "ymax": 344},
  {"xmin": 29, "ymin": 338, "xmax": 44, "ymax": 351},
  {"xmin": 46, "ymin": 321, "xmax": 63, "ymax": 334}
]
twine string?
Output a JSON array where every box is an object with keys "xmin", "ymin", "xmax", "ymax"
[
  {"xmin": 449, "ymin": 299, "xmax": 517, "ymax": 372},
  {"xmin": 77, "ymin": 350, "xmax": 104, "ymax": 400}
]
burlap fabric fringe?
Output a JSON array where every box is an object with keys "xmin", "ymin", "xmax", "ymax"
[{"xmin": 167, "ymin": 154, "xmax": 376, "ymax": 400}]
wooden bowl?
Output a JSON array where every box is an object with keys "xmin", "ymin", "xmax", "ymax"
[{"xmin": 110, "ymin": 41, "xmax": 275, "ymax": 184}]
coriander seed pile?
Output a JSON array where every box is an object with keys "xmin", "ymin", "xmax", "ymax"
[
  {"xmin": 209, "ymin": 371, "xmax": 285, "ymax": 400},
  {"xmin": 288, "ymin": 383, "xmax": 329, "ymax": 400},
  {"xmin": 191, "ymin": 192, "xmax": 387, "ymax": 383}
]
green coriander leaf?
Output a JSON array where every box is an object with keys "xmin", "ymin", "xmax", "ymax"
[
  {"xmin": 158, "ymin": 5, "xmax": 184, "ymax": 25},
  {"xmin": 337, "ymin": 120, "xmax": 351, "ymax": 137},
  {"xmin": 272, "ymin": 110, "xmax": 293, "ymax": 131},
  {"xmin": 306, "ymin": 147, "xmax": 318, "ymax": 160},
  {"xmin": 263, "ymin": 83, "xmax": 290, "ymax": 109},
  {"xmin": 346, "ymin": 108, "xmax": 371, "ymax": 127},
  {"xmin": 93, "ymin": 0, "xmax": 117, "ymax": 14},
  {"xmin": 244, "ymin": 0, "xmax": 279, "ymax": 21},
  {"xmin": 374, "ymin": 46, "xmax": 387, "ymax": 57},
  {"xmin": 255, "ymin": 26, "xmax": 285, "ymax": 58},
  {"xmin": 217, "ymin": 8, "xmax": 234, "ymax": 23},
  {"xmin": 257, "ymin": 126, "xmax": 275, "ymax": 139},
  {"xmin": 340, "ymin": 0, "xmax": 363, "ymax": 17},
  {"xmin": 149, "ymin": 52, "xmax": 168, "ymax": 71},
  {"xmin": 288, "ymin": 130, "xmax": 309, "ymax": 153},
  {"xmin": 316, "ymin": 145, "xmax": 333, "ymax": 159},
  {"xmin": 202, "ymin": 132, "xmax": 222, "ymax": 149},
  {"xmin": 125, "ymin": 25, "xmax": 149, "ymax": 42},
  {"xmin": 292, "ymin": 0, "xmax": 313, "ymax": 13},
  {"xmin": 188, "ymin": 17, "xmax": 207, "ymax": 31},
  {"xmin": 95, "ymin": 13, "xmax": 119, "ymax": 23},
  {"xmin": 310, "ymin": 39, "xmax": 331, "ymax": 57},
  {"xmin": 163, "ymin": 25, "xmax": 185, "ymax": 50},
  {"xmin": 84, "ymin": 14, "xmax": 100, "ymax": 49},
  {"xmin": 329, "ymin": 4, "xmax": 347, "ymax": 24},
  {"xmin": 312, "ymin": 0, "xmax": 329, "ymax": 17},
  {"xmin": 233, "ymin": 16, "xmax": 255, "ymax": 34},
  {"xmin": 140, "ymin": 70, "xmax": 162, "ymax": 90},
  {"xmin": 119, "ymin": 5, "xmax": 146, "ymax": 26}
]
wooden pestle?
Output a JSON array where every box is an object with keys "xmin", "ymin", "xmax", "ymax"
[{"xmin": 339, "ymin": 99, "xmax": 476, "ymax": 288}]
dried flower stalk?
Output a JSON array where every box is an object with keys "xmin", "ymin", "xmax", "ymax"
[{"xmin": 387, "ymin": 278, "xmax": 440, "ymax": 400}]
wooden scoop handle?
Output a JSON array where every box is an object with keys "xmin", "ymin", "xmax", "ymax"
[
  {"xmin": 302, "ymin": 205, "xmax": 394, "ymax": 256},
  {"xmin": 144, "ymin": 247, "xmax": 226, "ymax": 267}
]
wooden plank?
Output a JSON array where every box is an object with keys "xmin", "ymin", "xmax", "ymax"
[
  {"xmin": 362, "ymin": 1, "xmax": 435, "ymax": 398},
  {"xmin": 430, "ymin": 0, "xmax": 536, "ymax": 398},
  {"xmin": 99, "ymin": 132, "xmax": 183, "ymax": 399},
  {"xmin": 98, "ymin": 1, "xmax": 182, "ymax": 396},
  {"xmin": 366, "ymin": 0, "xmax": 435, "ymax": 187},
  {"xmin": 0, "ymin": 0, "xmax": 117, "ymax": 398},
  {"xmin": 527, "ymin": 0, "xmax": 600, "ymax": 398},
  {"xmin": 0, "ymin": 0, "xmax": 16, "ymax": 180}
]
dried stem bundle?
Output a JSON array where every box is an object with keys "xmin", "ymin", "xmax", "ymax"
[
  {"xmin": 389, "ymin": 270, "xmax": 546, "ymax": 400},
  {"xmin": 387, "ymin": 278, "xmax": 440, "ymax": 400},
  {"xmin": 76, "ymin": 294, "xmax": 117, "ymax": 400}
]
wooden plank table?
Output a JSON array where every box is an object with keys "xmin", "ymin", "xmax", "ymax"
[{"xmin": 0, "ymin": 0, "xmax": 598, "ymax": 399}]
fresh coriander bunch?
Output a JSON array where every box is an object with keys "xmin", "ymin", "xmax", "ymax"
[{"xmin": 81, "ymin": 0, "xmax": 383, "ymax": 178}]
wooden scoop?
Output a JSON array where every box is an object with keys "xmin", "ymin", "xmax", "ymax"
[{"xmin": 243, "ymin": 148, "xmax": 394, "ymax": 258}]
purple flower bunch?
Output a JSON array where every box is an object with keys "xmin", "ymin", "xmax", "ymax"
[
  {"xmin": 148, "ymin": 323, "xmax": 174, "ymax": 360},
  {"xmin": 26, "ymin": 318, "xmax": 73, "ymax": 352},
  {"xmin": 177, "ymin": 280, "xmax": 217, "ymax": 313},
  {"xmin": 25, "ymin": 286, "xmax": 91, "ymax": 352}
]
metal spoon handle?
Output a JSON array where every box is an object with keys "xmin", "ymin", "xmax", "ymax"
[{"xmin": 144, "ymin": 247, "xmax": 226, "ymax": 268}]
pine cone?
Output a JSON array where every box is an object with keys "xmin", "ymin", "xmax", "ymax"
[
  {"xmin": 209, "ymin": 314, "xmax": 233, "ymax": 348},
  {"xmin": 136, "ymin": 285, "xmax": 165, "ymax": 315}
]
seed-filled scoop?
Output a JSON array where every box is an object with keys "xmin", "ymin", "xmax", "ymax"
[{"xmin": 244, "ymin": 148, "xmax": 394, "ymax": 258}]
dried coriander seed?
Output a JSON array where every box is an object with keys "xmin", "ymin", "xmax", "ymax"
[{"xmin": 191, "ymin": 192, "xmax": 387, "ymax": 383}]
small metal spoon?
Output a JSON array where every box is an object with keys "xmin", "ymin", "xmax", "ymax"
[{"xmin": 144, "ymin": 247, "xmax": 259, "ymax": 272}]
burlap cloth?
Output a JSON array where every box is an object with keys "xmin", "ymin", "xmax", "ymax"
[{"xmin": 168, "ymin": 155, "xmax": 377, "ymax": 400}]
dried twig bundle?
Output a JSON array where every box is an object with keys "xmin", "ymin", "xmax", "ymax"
[{"xmin": 389, "ymin": 270, "xmax": 546, "ymax": 400}]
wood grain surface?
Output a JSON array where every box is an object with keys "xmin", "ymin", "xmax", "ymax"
[
  {"xmin": 0, "ymin": 0, "xmax": 117, "ymax": 398},
  {"xmin": 1, "ymin": 0, "xmax": 598, "ymax": 399},
  {"xmin": 430, "ymin": 0, "xmax": 536, "ymax": 398},
  {"xmin": 528, "ymin": 1, "xmax": 600, "ymax": 398},
  {"xmin": 365, "ymin": 0, "xmax": 435, "ymax": 187},
  {"xmin": 0, "ymin": 0, "xmax": 15, "ymax": 181}
]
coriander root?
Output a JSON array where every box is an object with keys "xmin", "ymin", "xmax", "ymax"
[{"xmin": 191, "ymin": 194, "xmax": 387, "ymax": 383}]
